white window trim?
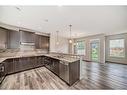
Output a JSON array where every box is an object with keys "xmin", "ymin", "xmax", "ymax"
[
  {"xmin": 76, "ymin": 40, "xmax": 86, "ymax": 56},
  {"xmin": 109, "ymin": 38, "xmax": 125, "ymax": 58}
]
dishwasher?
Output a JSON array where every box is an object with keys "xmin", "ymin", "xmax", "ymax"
[{"xmin": 59, "ymin": 61, "xmax": 69, "ymax": 84}]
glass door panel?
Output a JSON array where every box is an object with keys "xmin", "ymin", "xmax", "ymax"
[
  {"xmin": 91, "ymin": 42, "xmax": 99, "ymax": 62},
  {"xmin": 76, "ymin": 41, "xmax": 85, "ymax": 55}
]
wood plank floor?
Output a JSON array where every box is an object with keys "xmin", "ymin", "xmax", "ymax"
[{"xmin": 0, "ymin": 62, "xmax": 127, "ymax": 90}]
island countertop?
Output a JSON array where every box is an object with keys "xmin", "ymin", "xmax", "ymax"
[{"xmin": 0, "ymin": 52, "xmax": 80, "ymax": 63}]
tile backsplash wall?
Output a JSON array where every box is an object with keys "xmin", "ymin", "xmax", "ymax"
[{"xmin": 0, "ymin": 43, "xmax": 6, "ymax": 49}]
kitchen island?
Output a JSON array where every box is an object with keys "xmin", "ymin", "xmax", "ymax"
[{"xmin": 0, "ymin": 52, "xmax": 80, "ymax": 86}]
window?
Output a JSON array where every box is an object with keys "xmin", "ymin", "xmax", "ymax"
[
  {"xmin": 109, "ymin": 39, "xmax": 125, "ymax": 57},
  {"xmin": 76, "ymin": 41, "xmax": 85, "ymax": 55}
]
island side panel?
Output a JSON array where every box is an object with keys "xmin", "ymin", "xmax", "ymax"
[{"xmin": 69, "ymin": 60, "xmax": 80, "ymax": 85}]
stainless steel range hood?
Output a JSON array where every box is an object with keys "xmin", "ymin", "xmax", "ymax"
[{"xmin": 20, "ymin": 42, "xmax": 35, "ymax": 46}]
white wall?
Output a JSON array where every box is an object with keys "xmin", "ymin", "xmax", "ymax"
[{"xmin": 50, "ymin": 32, "xmax": 69, "ymax": 53}]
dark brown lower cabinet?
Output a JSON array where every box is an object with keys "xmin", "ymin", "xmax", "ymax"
[
  {"xmin": 69, "ymin": 60, "xmax": 80, "ymax": 85},
  {"xmin": 5, "ymin": 59, "xmax": 15, "ymax": 74},
  {"xmin": 0, "ymin": 62, "xmax": 6, "ymax": 83},
  {"xmin": 2, "ymin": 55, "xmax": 80, "ymax": 86},
  {"xmin": 44, "ymin": 56, "xmax": 51, "ymax": 69},
  {"xmin": 14, "ymin": 58, "xmax": 22, "ymax": 72},
  {"xmin": 28, "ymin": 57, "xmax": 35, "ymax": 69},
  {"xmin": 21, "ymin": 57, "xmax": 29, "ymax": 71},
  {"xmin": 44, "ymin": 57, "xmax": 59, "ymax": 76},
  {"xmin": 59, "ymin": 60, "xmax": 80, "ymax": 86},
  {"xmin": 51, "ymin": 59, "xmax": 59, "ymax": 75},
  {"xmin": 4, "ymin": 56, "xmax": 44, "ymax": 75},
  {"xmin": 36, "ymin": 56, "xmax": 44, "ymax": 67}
]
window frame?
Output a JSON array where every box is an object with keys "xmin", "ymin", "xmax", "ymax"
[
  {"xmin": 76, "ymin": 40, "xmax": 86, "ymax": 55},
  {"xmin": 109, "ymin": 38, "xmax": 125, "ymax": 58}
]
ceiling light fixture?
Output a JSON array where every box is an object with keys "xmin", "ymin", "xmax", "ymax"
[
  {"xmin": 69, "ymin": 25, "xmax": 72, "ymax": 44},
  {"xmin": 56, "ymin": 31, "xmax": 59, "ymax": 45}
]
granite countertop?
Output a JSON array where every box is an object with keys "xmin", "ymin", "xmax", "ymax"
[
  {"xmin": 44, "ymin": 54, "xmax": 80, "ymax": 63},
  {"xmin": 0, "ymin": 52, "xmax": 80, "ymax": 63},
  {"xmin": 0, "ymin": 58, "xmax": 8, "ymax": 63}
]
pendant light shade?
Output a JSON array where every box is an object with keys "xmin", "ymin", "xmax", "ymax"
[
  {"xmin": 69, "ymin": 39, "xmax": 72, "ymax": 43},
  {"xmin": 56, "ymin": 31, "xmax": 59, "ymax": 45},
  {"xmin": 56, "ymin": 42, "xmax": 59, "ymax": 45}
]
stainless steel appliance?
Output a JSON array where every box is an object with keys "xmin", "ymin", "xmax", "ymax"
[{"xmin": 59, "ymin": 61, "xmax": 69, "ymax": 84}]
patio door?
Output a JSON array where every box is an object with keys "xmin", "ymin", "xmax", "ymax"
[{"xmin": 90, "ymin": 40, "xmax": 100, "ymax": 62}]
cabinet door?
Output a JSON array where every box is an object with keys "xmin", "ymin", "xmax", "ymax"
[
  {"xmin": 7, "ymin": 30, "xmax": 20, "ymax": 49},
  {"xmin": 52, "ymin": 59, "xmax": 59, "ymax": 75},
  {"xmin": 35, "ymin": 35, "xmax": 39, "ymax": 48},
  {"xmin": 44, "ymin": 56, "xmax": 51, "ymax": 69},
  {"xmin": 0, "ymin": 62, "xmax": 6, "ymax": 82},
  {"xmin": 20, "ymin": 31, "xmax": 35, "ymax": 43},
  {"xmin": 49, "ymin": 58, "xmax": 53, "ymax": 72},
  {"xmin": 28, "ymin": 57, "xmax": 35, "ymax": 69},
  {"xmin": 21, "ymin": 57, "xmax": 29, "ymax": 71},
  {"xmin": 36, "ymin": 56, "xmax": 40, "ymax": 67},
  {"xmin": 59, "ymin": 62, "xmax": 65, "ymax": 79},
  {"xmin": 13, "ymin": 58, "xmax": 23, "ymax": 73},
  {"xmin": 5, "ymin": 59, "xmax": 14, "ymax": 74},
  {"xmin": 36, "ymin": 56, "xmax": 44, "ymax": 67},
  {"xmin": 41, "ymin": 56, "xmax": 44, "ymax": 66},
  {"xmin": 45, "ymin": 37, "xmax": 50, "ymax": 51}
]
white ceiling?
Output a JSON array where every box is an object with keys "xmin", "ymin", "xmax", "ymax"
[{"xmin": 0, "ymin": 6, "xmax": 127, "ymax": 38}]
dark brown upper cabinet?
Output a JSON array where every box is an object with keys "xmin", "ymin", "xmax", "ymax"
[
  {"xmin": 0, "ymin": 26, "xmax": 50, "ymax": 51},
  {"xmin": 0, "ymin": 27, "xmax": 20, "ymax": 49},
  {"xmin": 20, "ymin": 30, "xmax": 35, "ymax": 43},
  {"xmin": 35, "ymin": 34, "xmax": 50, "ymax": 51},
  {"xmin": 0, "ymin": 27, "xmax": 8, "ymax": 49},
  {"xmin": 7, "ymin": 30, "xmax": 20, "ymax": 49}
]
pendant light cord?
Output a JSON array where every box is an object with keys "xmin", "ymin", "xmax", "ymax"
[
  {"xmin": 69, "ymin": 25, "xmax": 72, "ymax": 39},
  {"xmin": 56, "ymin": 31, "xmax": 59, "ymax": 42}
]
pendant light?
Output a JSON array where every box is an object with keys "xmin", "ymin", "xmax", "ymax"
[
  {"xmin": 56, "ymin": 31, "xmax": 59, "ymax": 45},
  {"xmin": 69, "ymin": 25, "xmax": 72, "ymax": 43}
]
